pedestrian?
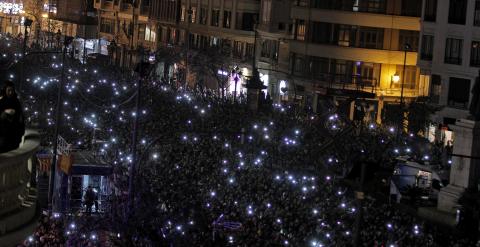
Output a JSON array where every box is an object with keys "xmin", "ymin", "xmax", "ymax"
[
  {"xmin": 84, "ymin": 186, "xmax": 95, "ymax": 215},
  {"xmin": 0, "ymin": 80, "xmax": 25, "ymax": 152}
]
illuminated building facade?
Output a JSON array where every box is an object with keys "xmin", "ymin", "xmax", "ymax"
[
  {"xmin": 268, "ymin": 0, "xmax": 427, "ymax": 123},
  {"xmin": 92, "ymin": 0, "xmax": 428, "ymax": 122},
  {"xmin": 0, "ymin": 1, "xmax": 25, "ymax": 35},
  {"xmin": 418, "ymin": 0, "xmax": 480, "ymax": 143}
]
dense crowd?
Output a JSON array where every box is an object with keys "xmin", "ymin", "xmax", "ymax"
[
  {"xmin": 1, "ymin": 32, "xmax": 478, "ymax": 246},
  {"xmin": 17, "ymin": 212, "xmax": 65, "ymax": 247}
]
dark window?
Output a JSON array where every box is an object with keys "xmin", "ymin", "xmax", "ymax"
[
  {"xmin": 293, "ymin": 54, "xmax": 306, "ymax": 75},
  {"xmin": 223, "ymin": 11, "xmax": 231, "ymax": 28},
  {"xmin": 470, "ymin": 41, "xmax": 480, "ymax": 67},
  {"xmin": 100, "ymin": 18, "xmax": 113, "ymax": 33},
  {"xmin": 445, "ymin": 38, "xmax": 463, "ymax": 65},
  {"xmin": 424, "ymin": 0, "xmax": 437, "ymax": 22},
  {"xmin": 335, "ymin": 24, "xmax": 357, "ymax": 47},
  {"xmin": 310, "ymin": 56, "xmax": 330, "ymax": 80},
  {"xmin": 358, "ymin": 0, "xmax": 386, "ymax": 13},
  {"xmin": 311, "ymin": 0, "xmax": 390, "ymax": 12},
  {"xmin": 399, "ymin": 30, "xmax": 419, "ymax": 51},
  {"xmin": 311, "ymin": 22, "xmax": 332, "ymax": 44},
  {"xmin": 475, "ymin": 0, "xmax": 480, "ymax": 26},
  {"xmin": 448, "ymin": 77, "xmax": 471, "ymax": 108},
  {"xmin": 261, "ymin": 39, "xmax": 279, "ymax": 61},
  {"xmin": 200, "ymin": 7, "xmax": 207, "ymax": 25},
  {"xmin": 211, "ymin": 9, "xmax": 220, "ymax": 26},
  {"xmin": 421, "ymin": 35, "xmax": 434, "ymax": 61},
  {"xmin": 221, "ymin": 38, "xmax": 231, "ymax": 54},
  {"xmin": 233, "ymin": 41, "xmax": 244, "ymax": 58},
  {"xmin": 401, "ymin": 0, "xmax": 422, "ymax": 17},
  {"xmin": 332, "ymin": 59, "xmax": 354, "ymax": 83},
  {"xmin": 236, "ymin": 12, "xmax": 258, "ymax": 31},
  {"xmin": 359, "ymin": 27, "xmax": 384, "ymax": 49},
  {"xmin": 448, "ymin": 0, "xmax": 467, "ymax": 25},
  {"xmin": 278, "ymin": 22, "xmax": 285, "ymax": 30},
  {"xmin": 311, "ymin": 0, "xmax": 356, "ymax": 11},
  {"xmin": 430, "ymin": 74, "xmax": 441, "ymax": 103}
]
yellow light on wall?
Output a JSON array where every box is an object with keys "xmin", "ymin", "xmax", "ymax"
[
  {"xmin": 392, "ymin": 73, "xmax": 400, "ymax": 83},
  {"xmin": 42, "ymin": 13, "xmax": 48, "ymax": 18}
]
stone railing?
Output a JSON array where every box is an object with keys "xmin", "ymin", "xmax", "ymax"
[{"xmin": 0, "ymin": 130, "xmax": 40, "ymax": 234}]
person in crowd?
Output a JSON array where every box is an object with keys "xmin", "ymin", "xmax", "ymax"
[
  {"xmin": 0, "ymin": 80, "xmax": 25, "ymax": 152},
  {"xmin": 84, "ymin": 186, "xmax": 96, "ymax": 215}
]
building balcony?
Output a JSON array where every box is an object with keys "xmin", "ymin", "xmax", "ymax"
[
  {"xmin": 94, "ymin": 0, "xmax": 117, "ymax": 10},
  {"xmin": 120, "ymin": 2, "xmax": 134, "ymax": 13},
  {"xmin": 0, "ymin": 130, "xmax": 40, "ymax": 235},
  {"xmin": 291, "ymin": 6, "xmax": 420, "ymax": 31},
  {"xmin": 140, "ymin": 5, "xmax": 150, "ymax": 16},
  {"xmin": 289, "ymin": 41, "xmax": 417, "ymax": 66}
]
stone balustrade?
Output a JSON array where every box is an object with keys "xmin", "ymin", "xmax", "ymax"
[{"xmin": 0, "ymin": 130, "xmax": 40, "ymax": 235}]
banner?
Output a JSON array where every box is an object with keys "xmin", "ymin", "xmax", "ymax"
[{"xmin": 58, "ymin": 154, "xmax": 74, "ymax": 175}]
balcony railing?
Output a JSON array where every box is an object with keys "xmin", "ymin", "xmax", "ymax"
[{"xmin": 304, "ymin": 73, "xmax": 378, "ymax": 95}]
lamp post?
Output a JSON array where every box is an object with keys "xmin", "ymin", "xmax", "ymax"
[
  {"xmin": 49, "ymin": 36, "xmax": 73, "ymax": 212},
  {"xmin": 19, "ymin": 18, "xmax": 33, "ymax": 93},
  {"xmin": 400, "ymin": 43, "xmax": 411, "ymax": 107},
  {"xmin": 244, "ymin": 19, "xmax": 266, "ymax": 111},
  {"xmin": 127, "ymin": 46, "xmax": 147, "ymax": 221},
  {"xmin": 185, "ymin": 8, "xmax": 192, "ymax": 89},
  {"xmin": 398, "ymin": 43, "xmax": 411, "ymax": 137},
  {"xmin": 232, "ymin": 66, "xmax": 241, "ymax": 101}
]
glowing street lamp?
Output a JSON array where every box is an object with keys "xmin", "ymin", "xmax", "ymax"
[{"xmin": 392, "ymin": 73, "xmax": 400, "ymax": 84}]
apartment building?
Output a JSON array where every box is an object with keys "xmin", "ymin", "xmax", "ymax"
[
  {"xmin": 174, "ymin": 0, "xmax": 259, "ymax": 90},
  {"xmin": 278, "ymin": 0, "xmax": 427, "ymax": 123},
  {"xmin": 0, "ymin": 0, "xmax": 25, "ymax": 35},
  {"xmin": 418, "ymin": 0, "xmax": 480, "ymax": 143},
  {"xmin": 49, "ymin": 0, "xmax": 98, "ymax": 59},
  {"xmin": 92, "ymin": 0, "xmax": 429, "ymax": 123},
  {"xmin": 94, "ymin": 0, "xmax": 151, "ymax": 67}
]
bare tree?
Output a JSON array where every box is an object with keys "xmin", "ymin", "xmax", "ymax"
[
  {"xmin": 23, "ymin": 0, "xmax": 45, "ymax": 44},
  {"xmin": 189, "ymin": 46, "xmax": 233, "ymax": 97}
]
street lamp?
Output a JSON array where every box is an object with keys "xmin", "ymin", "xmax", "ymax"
[
  {"xmin": 232, "ymin": 66, "xmax": 242, "ymax": 101},
  {"xmin": 49, "ymin": 36, "xmax": 73, "ymax": 212},
  {"xmin": 392, "ymin": 73, "xmax": 400, "ymax": 84},
  {"xmin": 185, "ymin": 7, "xmax": 193, "ymax": 89},
  {"xmin": 397, "ymin": 43, "xmax": 411, "ymax": 139},
  {"xmin": 127, "ymin": 46, "xmax": 151, "ymax": 222},
  {"xmin": 19, "ymin": 18, "xmax": 33, "ymax": 92},
  {"xmin": 400, "ymin": 43, "xmax": 411, "ymax": 106}
]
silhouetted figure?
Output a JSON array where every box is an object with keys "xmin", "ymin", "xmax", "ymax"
[
  {"xmin": 84, "ymin": 186, "xmax": 95, "ymax": 215},
  {"xmin": 0, "ymin": 81, "xmax": 25, "ymax": 152}
]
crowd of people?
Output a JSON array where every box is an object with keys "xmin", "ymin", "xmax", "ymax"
[
  {"xmin": 17, "ymin": 212, "xmax": 65, "ymax": 247},
  {"xmin": 1, "ymin": 31, "xmax": 478, "ymax": 246}
]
